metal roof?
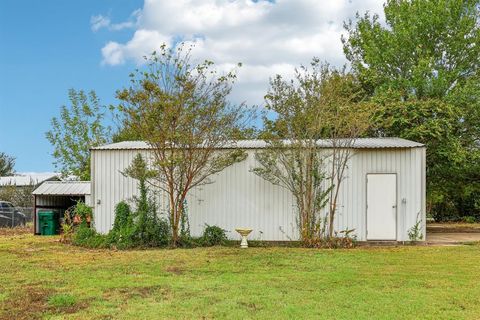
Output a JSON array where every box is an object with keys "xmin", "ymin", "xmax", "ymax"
[
  {"xmin": 92, "ymin": 138, "xmax": 424, "ymax": 151},
  {"xmin": 32, "ymin": 181, "xmax": 91, "ymax": 196},
  {"xmin": 0, "ymin": 173, "xmax": 60, "ymax": 187}
]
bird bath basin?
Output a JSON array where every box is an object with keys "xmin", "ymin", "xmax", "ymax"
[{"xmin": 235, "ymin": 228, "xmax": 253, "ymax": 248}]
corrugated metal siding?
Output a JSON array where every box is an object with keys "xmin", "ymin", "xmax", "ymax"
[
  {"xmin": 32, "ymin": 181, "xmax": 90, "ymax": 196},
  {"xmin": 344, "ymin": 148, "xmax": 426, "ymax": 241},
  {"xmin": 92, "ymin": 147, "xmax": 426, "ymax": 241}
]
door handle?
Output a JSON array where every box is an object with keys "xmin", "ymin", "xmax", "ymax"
[{"xmin": 392, "ymin": 205, "xmax": 396, "ymax": 208}]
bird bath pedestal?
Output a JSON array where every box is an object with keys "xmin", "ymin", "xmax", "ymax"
[{"xmin": 235, "ymin": 228, "xmax": 253, "ymax": 248}]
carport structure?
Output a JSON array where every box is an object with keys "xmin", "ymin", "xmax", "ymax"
[{"xmin": 32, "ymin": 181, "xmax": 90, "ymax": 234}]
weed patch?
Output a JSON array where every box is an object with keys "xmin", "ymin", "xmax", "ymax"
[
  {"xmin": 48, "ymin": 293, "xmax": 76, "ymax": 308},
  {"xmin": 0, "ymin": 225, "xmax": 33, "ymax": 237}
]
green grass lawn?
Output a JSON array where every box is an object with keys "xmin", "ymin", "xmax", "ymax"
[{"xmin": 0, "ymin": 233, "xmax": 479, "ymax": 319}]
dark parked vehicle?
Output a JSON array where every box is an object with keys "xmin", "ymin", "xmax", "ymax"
[{"xmin": 0, "ymin": 201, "xmax": 27, "ymax": 227}]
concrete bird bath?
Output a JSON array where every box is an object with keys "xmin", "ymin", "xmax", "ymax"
[{"xmin": 235, "ymin": 228, "xmax": 253, "ymax": 248}]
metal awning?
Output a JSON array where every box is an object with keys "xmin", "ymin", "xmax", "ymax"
[{"xmin": 32, "ymin": 181, "xmax": 90, "ymax": 196}]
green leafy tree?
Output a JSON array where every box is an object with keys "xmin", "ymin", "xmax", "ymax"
[
  {"xmin": 317, "ymin": 69, "xmax": 372, "ymax": 238},
  {"xmin": 46, "ymin": 89, "xmax": 110, "ymax": 180},
  {"xmin": 254, "ymin": 62, "xmax": 331, "ymax": 244},
  {"xmin": 111, "ymin": 125, "xmax": 143, "ymax": 143},
  {"xmin": 254, "ymin": 61, "xmax": 371, "ymax": 244},
  {"xmin": 343, "ymin": 0, "xmax": 480, "ymax": 219},
  {"xmin": 117, "ymin": 44, "xmax": 251, "ymax": 246},
  {"xmin": 0, "ymin": 152, "xmax": 15, "ymax": 176}
]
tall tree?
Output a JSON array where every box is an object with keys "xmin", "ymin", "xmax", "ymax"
[
  {"xmin": 254, "ymin": 62, "xmax": 331, "ymax": 244},
  {"xmin": 254, "ymin": 61, "xmax": 371, "ymax": 244},
  {"xmin": 46, "ymin": 89, "xmax": 110, "ymax": 180},
  {"xmin": 343, "ymin": 0, "xmax": 480, "ymax": 220},
  {"xmin": 117, "ymin": 44, "xmax": 251, "ymax": 246},
  {"xmin": 317, "ymin": 70, "xmax": 372, "ymax": 237},
  {"xmin": 0, "ymin": 152, "xmax": 15, "ymax": 176}
]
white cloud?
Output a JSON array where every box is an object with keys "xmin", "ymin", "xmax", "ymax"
[
  {"xmin": 101, "ymin": 30, "xmax": 171, "ymax": 65},
  {"xmin": 97, "ymin": 0, "xmax": 384, "ymax": 104},
  {"xmin": 91, "ymin": 14, "xmax": 111, "ymax": 32},
  {"xmin": 91, "ymin": 9, "xmax": 140, "ymax": 32}
]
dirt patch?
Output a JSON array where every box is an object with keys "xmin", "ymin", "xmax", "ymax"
[
  {"xmin": 165, "ymin": 265, "xmax": 184, "ymax": 275},
  {"xmin": 0, "ymin": 286, "xmax": 49, "ymax": 320},
  {"xmin": 238, "ymin": 301, "xmax": 262, "ymax": 312},
  {"xmin": 50, "ymin": 300, "xmax": 89, "ymax": 315},
  {"xmin": 0, "ymin": 225, "xmax": 33, "ymax": 237},
  {"xmin": 103, "ymin": 285, "xmax": 171, "ymax": 300},
  {"xmin": 0, "ymin": 286, "xmax": 88, "ymax": 320}
]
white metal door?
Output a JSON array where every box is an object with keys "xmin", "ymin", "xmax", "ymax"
[{"xmin": 367, "ymin": 174, "xmax": 397, "ymax": 240}]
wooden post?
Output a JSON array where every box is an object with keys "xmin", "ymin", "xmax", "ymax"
[{"xmin": 33, "ymin": 195, "xmax": 37, "ymax": 235}]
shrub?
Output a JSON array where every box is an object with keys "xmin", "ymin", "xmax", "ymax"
[
  {"xmin": 106, "ymin": 224, "xmax": 137, "ymax": 249},
  {"xmin": 60, "ymin": 207, "xmax": 74, "ymax": 243},
  {"xmin": 176, "ymin": 202, "xmax": 197, "ymax": 247},
  {"xmin": 68, "ymin": 201, "xmax": 108, "ymax": 248},
  {"xmin": 139, "ymin": 212, "xmax": 170, "ymax": 247},
  {"xmin": 106, "ymin": 201, "xmax": 136, "ymax": 249},
  {"xmin": 201, "ymin": 224, "xmax": 228, "ymax": 246},
  {"xmin": 408, "ymin": 212, "xmax": 424, "ymax": 242},
  {"xmin": 303, "ymin": 228, "xmax": 357, "ymax": 248},
  {"xmin": 106, "ymin": 196, "xmax": 170, "ymax": 249},
  {"xmin": 132, "ymin": 192, "xmax": 170, "ymax": 247},
  {"xmin": 72, "ymin": 224, "xmax": 107, "ymax": 248},
  {"xmin": 112, "ymin": 201, "xmax": 133, "ymax": 232},
  {"xmin": 74, "ymin": 201, "xmax": 92, "ymax": 226},
  {"xmin": 463, "ymin": 216, "xmax": 477, "ymax": 224},
  {"xmin": 62, "ymin": 201, "xmax": 92, "ymax": 239},
  {"xmin": 321, "ymin": 236, "xmax": 356, "ymax": 249}
]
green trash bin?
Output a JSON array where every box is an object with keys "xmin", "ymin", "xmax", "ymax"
[{"xmin": 38, "ymin": 211, "xmax": 58, "ymax": 235}]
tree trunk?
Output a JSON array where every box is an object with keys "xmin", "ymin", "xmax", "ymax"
[
  {"xmin": 329, "ymin": 202, "xmax": 336, "ymax": 238},
  {"xmin": 169, "ymin": 196, "xmax": 179, "ymax": 247},
  {"xmin": 171, "ymin": 223, "xmax": 179, "ymax": 248}
]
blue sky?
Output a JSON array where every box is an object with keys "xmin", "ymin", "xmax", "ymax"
[
  {"xmin": 0, "ymin": 0, "xmax": 383, "ymax": 174},
  {"xmin": 0, "ymin": 0, "xmax": 143, "ymax": 172}
]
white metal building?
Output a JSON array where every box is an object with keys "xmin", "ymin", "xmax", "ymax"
[{"xmin": 91, "ymin": 138, "xmax": 426, "ymax": 241}]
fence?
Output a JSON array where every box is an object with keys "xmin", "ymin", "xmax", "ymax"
[
  {"xmin": 0, "ymin": 207, "xmax": 33, "ymax": 227},
  {"xmin": 18, "ymin": 207, "xmax": 34, "ymax": 221}
]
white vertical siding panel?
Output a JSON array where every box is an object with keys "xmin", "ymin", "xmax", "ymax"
[
  {"xmin": 361, "ymin": 151, "xmax": 368, "ymax": 238},
  {"xmin": 421, "ymin": 148, "xmax": 427, "ymax": 238},
  {"xmin": 398, "ymin": 150, "xmax": 405, "ymax": 240},
  {"xmin": 100, "ymin": 149, "xmax": 105, "ymax": 233},
  {"xmin": 348, "ymin": 152, "xmax": 354, "ymax": 233},
  {"xmin": 404, "ymin": 149, "xmax": 411, "ymax": 240}
]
